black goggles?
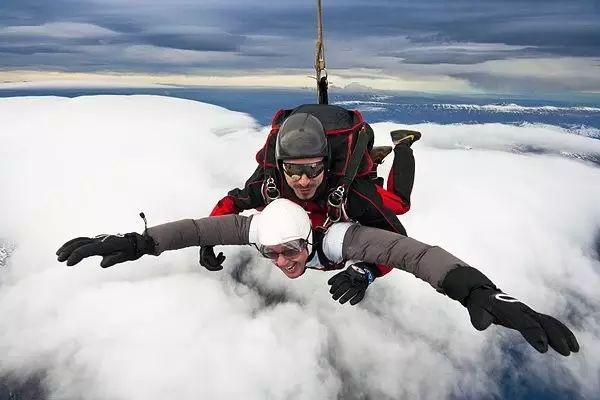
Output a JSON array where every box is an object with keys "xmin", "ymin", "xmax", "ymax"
[
  {"xmin": 282, "ymin": 161, "xmax": 325, "ymax": 180},
  {"xmin": 258, "ymin": 238, "xmax": 308, "ymax": 260}
]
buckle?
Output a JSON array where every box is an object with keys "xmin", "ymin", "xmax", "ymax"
[
  {"xmin": 263, "ymin": 177, "xmax": 280, "ymax": 202},
  {"xmin": 326, "ymin": 185, "xmax": 347, "ymax": 224},
  {"xmin": 328, "ymin": 186, "xmax": 345, "ymax": 208}
]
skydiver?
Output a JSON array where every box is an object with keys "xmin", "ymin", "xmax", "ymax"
[
  {"xmin": 202, "ymin": 104, "xmax": 421, "ymax": 302},
  {"xmin": 56, "ymin": 199, "xmax": 579, "ymax": 357}
]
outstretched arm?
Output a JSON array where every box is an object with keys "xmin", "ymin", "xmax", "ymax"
[
  {"xmin": 337, "ymin": 224, "xmax": 580, "ymax": 356},
  {"xmin": 148, "ymin": 215, "xmax": 253, "ymax": 254},
  {"xmin": 56, "ymin": 214, "xmax": 254, "ymax": 268},
  {"xmin": 341, "ymin": 224, "xmax": 462, "ymax": 290}
]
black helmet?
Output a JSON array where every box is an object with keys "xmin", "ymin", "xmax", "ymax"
[{"xmin": 275, "ymin": 113, "xmax": 328, "ymax": 162}]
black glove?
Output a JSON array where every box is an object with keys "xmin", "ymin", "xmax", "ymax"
[
  {"xmin": 327, "ymin": 262, "xmax": 376, "ymax": 305},
  {"xmin": 199, "ymin": 245, "xmax": 226, "ymax": 271},
  {"xmin": 442, "ymin": 266, "xmax": 579, "ymax": 356},
  {"xmin": 56, "ymin": 233, "xmax": 156, "ymax": 268}
]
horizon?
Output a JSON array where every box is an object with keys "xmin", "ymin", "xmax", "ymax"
[{"xmin": 2, "ymin": 80, "xmax": 600, "ymax": 106}]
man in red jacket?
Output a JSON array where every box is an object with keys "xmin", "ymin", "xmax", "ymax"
[{"xmin": 202, "ymin": 106, "xmax": 420, "ymax": 303}]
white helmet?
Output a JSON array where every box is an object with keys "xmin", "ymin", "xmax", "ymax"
[{"xmin": 254, "ymin": 199, "xmax": 312, "ymax": 252}]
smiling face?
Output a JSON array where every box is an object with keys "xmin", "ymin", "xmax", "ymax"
[
  {"xmin": 270, "ymin": 247, "xmax": 309, "ymax": 279},
  {"xmin": 281, "ymin": 157, "xmax": 325, "ymax": 200},
  {"xmin": 253, "ymin": 199, "xmax": 313, "ymax": 279},
  {"xmin": 259, "ymin": 240, "xmax": 310, "ymax": 279}
]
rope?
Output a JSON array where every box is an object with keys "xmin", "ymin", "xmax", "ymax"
[{"xmin": 315, "ymin": 0, "xmax": 328, "ymax": 104}]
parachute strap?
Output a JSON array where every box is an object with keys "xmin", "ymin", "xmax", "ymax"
[
  {"xmin": 315, "ymin": 0, "xmax": 328, "ymax": 105},
  {"xmin": 324, "ymin": 124, "xmax": 371, "ymax": 227}
]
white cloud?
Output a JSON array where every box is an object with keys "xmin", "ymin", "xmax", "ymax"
[
  {"xmin": 0, "ymin": 22, "xmax": 119, "ymax": 39},
  {"xmin": 0, "ymin": 95, "xmax": 599, "ymax": 399},
  {"xmin": 480, "ymin": 57, "xmax": 600, "ymax": 81},
  {"xmin": 121, "ymin": 45, "xmax": 240, "ymax": 64}
]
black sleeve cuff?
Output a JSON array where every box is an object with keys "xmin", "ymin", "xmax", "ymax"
[
  {"xmin": 441, "ymin": 266, "xmax": 496, "ymax": 305},
  {"xmin": 361, "ymin": 262, "xmax": 381, "ymax": 279}
]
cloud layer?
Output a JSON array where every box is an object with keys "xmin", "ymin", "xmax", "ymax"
[{"xmin": 1, "ymin": 95, "xmax": 600, "ymax": 399}]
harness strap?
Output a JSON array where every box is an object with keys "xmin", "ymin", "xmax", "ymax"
[
  {"xmin": 324, "ymin": 124, "xmax": 371, "ymax": 227},
  {"xmin": 339, "ymin": 124, "xmax": 371, "ymax": 188}
]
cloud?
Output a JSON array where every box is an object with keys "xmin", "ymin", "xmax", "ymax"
[
  {"xmin": 0, "ymin": 0, "xmax": 599, "ymax": 93},
  {"xmin": 119, "ymin": 45, "xmax": 240, "ymax": 65},
  {"xmin": 448, "ymin": 57, "xmax": 600, "ymax": 93},
  {"xmin": 0, "ymin": 22, "xmax": 118, "ymax": 38},
  {"xmin": 133, "ymin": 26, "xmax": 247, "ymax": 52},
  {"xmin": 0, "ymin": 22, "xmax": 123, "ymax": 58},
  {"xmin": 381, "ymin": 43, "xmax": 540, "ymax": 65},
  {"xmin": 0, "ymin": 45, "xmax": 78, "ymax": 55},
  {"xmin": 1, "ymin": 95, "xmax": 599, "ymax": 399}
]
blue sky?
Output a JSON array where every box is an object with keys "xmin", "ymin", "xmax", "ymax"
[{"xmin": 1, "ymin": 0, "xmax": 599, "ymax": 93}]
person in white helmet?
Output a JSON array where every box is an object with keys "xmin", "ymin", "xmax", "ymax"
[{"xmin": 56, "ymin": 199, "xmax": 579, "ymax": 357}]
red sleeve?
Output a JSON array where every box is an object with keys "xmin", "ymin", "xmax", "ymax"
[
  {"xmin": 376, "ymin": 264, "xmax": 393, "ymax": 277},
  {"xmin": 209, "ymin": 195, "xmax": 241, "ymax": 216},
  {"xmin": 374, "ymin": 187, "xmax": 404, "ymax": 275},
  {"xmin": 376, "ymin": 186, "xmax": 410, "ymax": 215}
]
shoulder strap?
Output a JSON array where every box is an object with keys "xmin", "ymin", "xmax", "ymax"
[
  {"xmin": 339, "ymin": 124, "xmax": 371, "ymax": 188},
  {"xmin": 324, "ymin": 124, "xmax": 371, "ymax": 226}
]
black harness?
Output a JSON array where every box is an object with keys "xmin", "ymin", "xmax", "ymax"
[
  {"xmin": 323, "ymin": 124, "xmax": 371, "ymax": 227},
  {"xmin": 307, "ymin": 227, "xmax": 344, "ymax": 270}
]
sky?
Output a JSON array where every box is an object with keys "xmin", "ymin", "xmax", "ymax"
[
  {"xmin": 1, "ymin": 95, "xmax": 600, "ymax": 399},
  {"xmin": 1, "ymin": 0, "xmax": 600, "ymax": 94}
]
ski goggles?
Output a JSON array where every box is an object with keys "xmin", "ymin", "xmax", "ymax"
[
  {"xmin": 258, "ymin": 238, "xmax": 308, "ymax": 260},
  {"xmin": 282, "ymin": 161, "xmax": 325, "ymax": 181}
]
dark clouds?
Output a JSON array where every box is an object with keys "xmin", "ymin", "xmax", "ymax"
[
  {"xmin": 381, "ymin": 46, "xmax": 544, "ymax": 65},
  {"xmin": 0, "ymin": 0, "xmax": 599, "ymax": 92},
  {"xmin": 140, "ymin": 32, "xmax": 246, "ymax": 52},
  {"xmin": 455, "ymin": 71, "xmax": 600, "ymax": 94},
  {"xmin": 0, "ymin": 45, "xmax": 78, "ymax": 55}
]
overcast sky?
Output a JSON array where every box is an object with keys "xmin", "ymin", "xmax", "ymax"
[{"xmin": 1, "ymin": 0, "xmax": 600, "ymax": 93}]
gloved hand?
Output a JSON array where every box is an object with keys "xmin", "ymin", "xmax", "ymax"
[
  {"xmin": 442, "ymin": 266, "xmax": 579, "ymax": 356},
  {"xmin": 327, "ymin": 262, "xmax": 376, "ymax": 305},
  {"xmin": 199, "ymin": 245, "xmax": 226, "ymax": 271},
  {"xmin": 466, "ymin": 286, "xmax": 579, "ymax": 356},
  {"xmin": 56, "ymin": 233, "xmax": 156, "ymax": 268}
]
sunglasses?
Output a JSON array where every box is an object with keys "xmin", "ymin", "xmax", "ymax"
[
  {"xmin": 259, "ymin": 238, "xmax": 308, "ymax": 260},
  {"xmin": 282, "ymin": 161, "xmax": 325, "ymax": 181}
]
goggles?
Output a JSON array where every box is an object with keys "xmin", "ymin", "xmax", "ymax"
[
  {"xmin": 258, "ymin": 238, "xmax": 308, "ymax": 260},
  {"xmin": 282, "ymin": 161, "xmax": 325, "ymax": 181}
]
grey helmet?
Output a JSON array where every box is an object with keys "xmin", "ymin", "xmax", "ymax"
[{"xmin": 275, "ymin": 113, "xmax": 328, "ymax": 162}]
